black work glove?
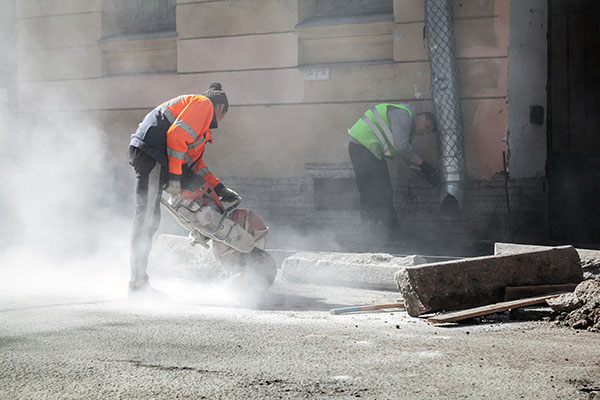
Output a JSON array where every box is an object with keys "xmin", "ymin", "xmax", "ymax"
[
  {"xmin": 164, "ymin": 180, "xmax": 181, "ymax": 196},
  {"xmin": 214, "ymin": 183, "xmax": 241, "ymax": 203},
  {"xmin": 419, "ymin": 161, "xmax": 440, "ymax": 187}
]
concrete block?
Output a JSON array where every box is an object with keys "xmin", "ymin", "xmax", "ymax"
[
  {"xmin": 282, "ymin": 252, "xmax": 427, "ymax": 290},
  {"xmin": 393, "ymin": 0, "xmax": 507, "ymax": 25},
  {"xmin": 395, "ymin": 246, "xmax": 583, "ymax": 317},
  {"xmin": 18, "ymin": 0, "xmax": 102, "ymax": 18},
  {"xmin": 297, "ymin": 19, "xmax": 392, "ymax": 40},
  {"xmin": 177, "ymin": 0, "xmax": 298, "ymax": 39},
  {"xmin": 99, "ymin": 34, "xmax": 177, "ymax": 75},
  {"xmin": 393, "ymin": 23, "xmax": 428, "ymax": 62},
  {"xmin": 303, "ymin": 62, "xmax": 431, "ymax": 103},
  {"xmin": 104, "ymin": 48, "xmax": 177, "ymax": 75},
  {"xmin": 18, "ymin": 68, "xmax": 305, "ymax": 111},
  {"xmin": 18, "ymin": 12, "xmax": 102, "ymax": 49},
  {"xmin": 299, "ymin": 33, "xmax": 392, "ymax": 65},
  {"xmin": 178, "ymin": 33, "xmax": 298, "ymax": 73},
  {"xmin": 304, "ymin": 163, "xmax": 355, "ymax": 179},
  {"xmin": 453, "ymin": 0, "xmax": 509, "ymax": 19},
  {"xmin": 461, "ymin": 98, "xmax": 508, "ymax": 179},
  {"xmin": 19, "ymin": 46, "xmax": 102, "ymax": 81},
  {"xmin": 458, "ymin": 58, "xmax": 508, "ymax": 98},
  {"xmin": 394, "ymin": 0, "xmax": 425, "ymax": 23},
  {"xmin": 494, "ymin": 242, "xmax": 600, "ymax": 270},
  {"xmin": 297, "ymin": 19, "xmax": 393, "ymax": 64},
  {"xmin": 454, "ymin": 15, "xmax": 509, "ymax": 59}
]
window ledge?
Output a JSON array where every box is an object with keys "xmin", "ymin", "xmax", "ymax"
[
  {"xmin": 298, "ymin": 59, "xmax": 395, "ymax": 69},
  {"xmin": 100, "ymin": 30, "xmax": 177, "ymax": 43},
  {"xmin": 296, "ymin": 13, "xmax": 393, "ymax": 29},
  {"xmin": 99, "ymin": 31, "xmax": 177, "ymax": 52}
]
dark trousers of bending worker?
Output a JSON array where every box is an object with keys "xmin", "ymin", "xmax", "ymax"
[
  {"xmin": 348, "ymin": 142, "xmax": 398, "ymax": 236},
  {"xmin": 128, "ymin": 145, "xmax": 166, "ymax": 290}
]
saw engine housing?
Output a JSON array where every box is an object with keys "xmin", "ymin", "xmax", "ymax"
[{"xmin": 160, "ymin": 180, "xmax": 276, "ymax": 291}]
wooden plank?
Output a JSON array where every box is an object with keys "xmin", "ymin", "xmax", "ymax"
[
  {"xmin": 330, "ymin": 302, "xmax": 404, "ymax": 315},
  {"xmin": 503, "ymin": 283, "xmax": 579, "ymax": 301},
  {"xmin": 427, "ymin": 293, "xmax": 567, "ymax": 324}
]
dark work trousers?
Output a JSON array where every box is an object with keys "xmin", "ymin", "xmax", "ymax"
[
  {"xmin": 128, "ymin": 146, "xmax": 166, "ymax": 289},
  {"xmin": 348, "ymin": 142, "xmax": 397, "ymax": 232}
]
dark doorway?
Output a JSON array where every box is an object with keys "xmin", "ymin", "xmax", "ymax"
[{"xmin": 547, "ymin": 0, "xmax": 600, "ymax": 246}]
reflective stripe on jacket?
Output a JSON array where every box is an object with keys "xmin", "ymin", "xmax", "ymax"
[
  {"xmin": 130, "ymin": 95, "xmax": 221, "ymax": 188},
  {"xmin": 348, "ymin": 104, "xmax": 413, "ymax": 160}
]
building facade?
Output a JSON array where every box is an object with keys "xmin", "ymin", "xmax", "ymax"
[{"xmin": 10, "ymin": 0, "xmax": 560, "ymax": 250}]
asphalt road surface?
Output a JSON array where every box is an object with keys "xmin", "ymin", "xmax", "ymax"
[{"xmin": 1, "ymin": 274, "xmax": 600, "ymax": 399}]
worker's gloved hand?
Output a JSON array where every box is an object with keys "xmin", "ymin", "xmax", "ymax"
[
  {"xmin": 164, "ymin": 180, "xmax": 181, "ymax": 196},
  {"xmin": 215, "ymin": 184, "xmax": 241, "ymax": 203},
  {"xmin": 419, "ymin": 161, "xmax": 440, "ymax": 187}
]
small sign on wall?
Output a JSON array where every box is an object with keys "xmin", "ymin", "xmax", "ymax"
[{"xmin": 304, "ymin": 67, "xmax": 330, "ymax": 81}]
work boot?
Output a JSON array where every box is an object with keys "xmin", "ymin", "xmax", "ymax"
[{"xmin": 128, "ymin": 280, "xmax": 167, "ymax": 300}]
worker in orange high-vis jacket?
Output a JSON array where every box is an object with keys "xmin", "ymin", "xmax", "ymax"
[{"xmin": 128, "ymin": 82, "xmax": 240, "ymax": 295}]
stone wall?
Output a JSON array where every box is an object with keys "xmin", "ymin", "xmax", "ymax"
[{"xmin": 220, "ymin": 169, "xmax": 547, "ymax": 251}]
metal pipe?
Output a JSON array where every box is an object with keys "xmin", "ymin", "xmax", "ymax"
[
  {"xmin": 425, "ymin": 0, "xmax": 466, "ymax": 221},
  {"xmin": 502, "ymin": 151, "xmax": 513, "ymax": 242}
]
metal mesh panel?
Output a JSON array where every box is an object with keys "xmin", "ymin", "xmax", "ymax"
[{"xmin": 425, "ymin": 0, "xmax": 465, "ymax": 219}]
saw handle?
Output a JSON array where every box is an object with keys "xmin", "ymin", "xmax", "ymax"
[{"xmin": 221, "ymin": 197, "xmax": 242, "ymax": 214}]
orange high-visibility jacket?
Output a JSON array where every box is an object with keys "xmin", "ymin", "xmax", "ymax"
[{"xmin": 157, "ymin": 95, "xmax": 221, "ymax": 188}]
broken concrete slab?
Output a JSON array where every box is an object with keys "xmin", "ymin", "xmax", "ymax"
[
  {"xmin": 395, "ymin": 246, "xmax": 583, "ymax": 317},
  {"xmin": 547, "ymin": 292, "xmax": 582, "ymax": 313},
  {"xmin": 574, "ymin": 278, "xmax": 600, "ymax": 305},
  {"xmin": 281, "ymin": 252, "xmax": 427, "ymax": 291},
  {"xmin": 494, "ymin": 242, "xmax": 600, "ymax": 280}
]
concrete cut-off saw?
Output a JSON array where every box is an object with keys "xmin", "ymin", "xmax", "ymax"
[{"xmin": 160, "ymin": 181, "xmax": 277, "ymax": 293}]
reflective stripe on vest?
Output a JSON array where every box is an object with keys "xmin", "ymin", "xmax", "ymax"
[
  {"xmin": 364, "ymin": 106, "xmax": 400, "ymax": 157},
  {"xmin": 172, "ymin": 119, "xmax": 198, "ymax": 141},
  {"xmin": 360, "ymin": 110, "xmax": 392, "ymax": 157},
  {"xmin": 348, "ymin": 104, "xmax": 414, "ymax": 160},
  {"xmin": 195, "ymin": 167, "xmax": 211, "ymax": 176},
  {"xmin": 167, "ymin": 148, "xmax": 185, "ymax": 160},
  {"xmin": 188, "ymin": 138, "xmax": 206, "ymax": 150},
  {"xmin": 157, "ymin": 95, "xmax": 186, "ymax": 122}
]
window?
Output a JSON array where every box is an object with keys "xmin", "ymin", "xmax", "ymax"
[
  {"xmin": 100, "ymin": 0, "xmax": 177, "ymax": 75},
  {"xmin": 118, "ymin": 0, "xmax": 176, "ymax": 35},
  {"xmin": 103, "ymin": 0, "xmax": 175, "ymax": 38}
]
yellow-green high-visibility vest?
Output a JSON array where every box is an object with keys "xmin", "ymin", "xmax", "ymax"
[{"xmin": 348, "ymin": 104, "xmax": 413, "ymax": 160}]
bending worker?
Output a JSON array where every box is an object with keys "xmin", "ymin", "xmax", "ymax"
[
  {"xmin": 348, "ymin": 103, "xmax": 438, "ymax": 239},
  {"xmin": 128, "ymin": 82, "xmax": 240, "ymax": 295}
]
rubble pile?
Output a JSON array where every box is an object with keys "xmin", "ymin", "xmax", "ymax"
[
  {"xmin": 581, "ymin": 256, "xmax": 600, "ymax": 280},
  {"xmin": 550, "ymin": 279, "xmax": 600, "ymax": 332}
]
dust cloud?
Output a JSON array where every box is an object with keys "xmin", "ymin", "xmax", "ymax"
[
  {"xmin": 0, "ymin": 96, "xmax": 254, "ymax": 308},
  {"xmin": 0, "ymin": 109, "xmax": 251, "ymax": 307},
  {"xmin": 0, "ymin": 107, "xmax": 131, "ymax": 299}
]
